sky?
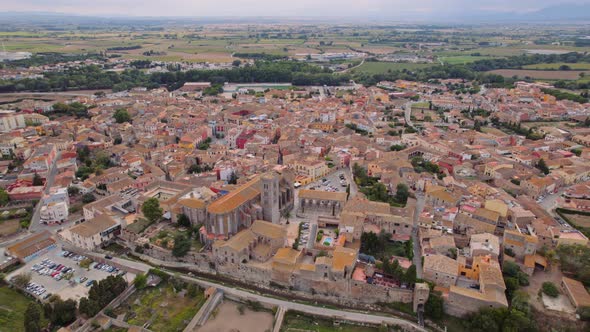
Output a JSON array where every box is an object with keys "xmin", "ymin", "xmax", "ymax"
[{"xmin": 2, "ymin": 0, "xmax": 589, "ymax": 18}]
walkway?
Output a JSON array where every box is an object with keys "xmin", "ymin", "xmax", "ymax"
[
  {"xmin": 272, "ymin": 306, "xmax": 286, "ymax": 332},
  {"xmin": 183, "ymin": 289, "xmax": 223, "ymax": 332}
]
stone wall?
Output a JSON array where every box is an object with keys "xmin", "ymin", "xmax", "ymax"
[{"xmin": 124, "ymin": 240, "xmax": 415, "ymax": 308}]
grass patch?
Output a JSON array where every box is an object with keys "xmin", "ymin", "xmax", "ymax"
[
  {"xmin": 0, "ymin": 286, "xmax": 48, "ymax": 332},
  {"xmin": 282, "ymin": 311, "xmax": 379, "ymax": 332},
  {"xmin": 126, "ymin": 218, "xmax": 153, "ymax": 234},
  {"xmin": 383, "ymin": 241, "xmax": 410, "ymax": 258},
  {"xmin": 411, "ymin": 102, "xmax": 430, "ymax": 110},
  {"xmin": 103, "ymin": 242, "xmax": 128, "ymax": 255},
  {"xmin": 123, "ymin": 282, "xmax": 205, "ymax": 332},
  {"xmin": 351, "ymin": 61, "xmax": 435, "ymax": 75}
]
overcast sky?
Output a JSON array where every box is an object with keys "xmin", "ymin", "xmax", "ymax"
[{"xmin": 3, "ymin": 0, "xmax": 588, "ymax": 18}]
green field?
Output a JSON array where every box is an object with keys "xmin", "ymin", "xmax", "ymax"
[
  {"xmin": 282, "ymin": 311, "xmax": 378, "ymax": 332},
  {"xmin": 439, "ymin": 55, "xmax": 496, "ymax": 64},
  {"xmin": 352, "ymin": 61, "xmax": 435, "ymax": 74},
  {"xmin": 523, "ymin": 62, "xmax": 590, "ymax": 70},
  {"xmin": 0, "ymin": 287, "xmax": 48, "ymax": 332}
]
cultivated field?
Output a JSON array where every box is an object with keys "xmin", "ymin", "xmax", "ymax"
[
  {"xmin": 487, "ymin": 69, "xmax": 590, "ymax": 80},
  {"xmin": 523, "ymin": 62, "xmax": 590, "ymax": 70},
  {"xmin": 351, "ymin": 61, "xmax": 435, "ymax": 75}
]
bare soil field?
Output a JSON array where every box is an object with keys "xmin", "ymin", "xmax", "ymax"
[
  {"xmin": 0, "ymin": 219, "xmax": 20, "ymax": 236},
  {"xmin": 487, "ymin": 69, "xmax": 590, "ymax": 80},
  {"xmin": 564, "ymin": 213, "xmax": 590, "ymax": 228},
  {"xmin": 197, "ymin": 300, "xmax": 274, "ymax": 332}
]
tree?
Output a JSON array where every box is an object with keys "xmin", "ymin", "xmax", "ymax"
[
  {"xmin": 81, "ymin": 193, "xmax": 96, "ymax": 203},
  {"xmin": 0, "ymin": 187, "xmax": 9, "ymax": 206},
  {"xmin": 172, "ymin": 234, "xmax": 191, "ymax": 257},
  {"xmin": 32, "ymin": 173, "xmax": 43, "ymax": 186},
  {"xmin": 228, "ymin": 171, "xmax": 238, "ymax": 185},
  {"xmin": 187, "ymin": 283, "xmax": 200, "ymax": 298},
  {"xmin": 133, "ymin": 273, "xmax": 147, "ymax": 289},
  {"xmin": 232, "ymin": 59, "xmax": 241, "ymax": 67},
  {"xmin": 12, "ymin": 272, "xmax": 32, "ymax": 288},
  {"xmin": 394, "ymin": 183, "xmax": 409, "ymax": 205},
  {"xmin": 536, "ymin": 158, "xmax": 550, "ymax": 175},
  {"xmin": 113, "ymin": 108, "xmax": 131, "ymax": 123},
  {"xmin": 142, "ymin": 197, "xmax": 163, "ymax": 223},
  {"xmin": 80, "ymin": 275, "xmax": 127, "ymax": 317},
  {"xmin": 541, "ymin": 282, "xmax": 559, "ymax": 298},
  {"xmin": 177, "ymin": 213, "xmax": 191, "ymax": 227},
  {"xmin": 390, "ymin": 144, "xmax": 407, "ymax": 151},
  {"xmin": 281, "ymin": 210, "xmax": 291, "ymax": 224},
  {"xmin": 45, "ymin": 297, "xmax": 77, "ymax": 326},
  {"xmin": 578, "ymin": 306, "xmax": 590, "ymax": 321},
  {"xmin": 67, "ymin": 186, "xmax": 80, "ymax": 196},
  {"xmin": 403, "ymin": 264, "xmax": 417, "ymax": 285},
  {"xmin": 424, "ymin": 291, "xmax": 444, "ymax": 320},
  {"xmin": 24, "ymin": 302, "xmax": 42, "ymax": 332}
]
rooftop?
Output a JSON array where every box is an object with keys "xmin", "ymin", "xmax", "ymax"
[{"xmin": 69, "ymin": 214, "xmax": 118, "ymax": 238}]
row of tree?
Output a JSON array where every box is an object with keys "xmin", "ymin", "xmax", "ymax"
[{"xmin": 78, "ymin": 275, "xmax": 127, "ymax": 317}]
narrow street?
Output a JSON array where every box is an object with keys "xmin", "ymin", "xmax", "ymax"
[
  {"xmin": 29, "ymin": 151, "xmax": 61, "ymax": 233},
  {"xmin": 412, "ymin": 194, "xmax": 425, "ymax": 279}
]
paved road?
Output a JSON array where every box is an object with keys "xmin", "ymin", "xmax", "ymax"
[
  {"xmin": 404, "ymin": 101, "xmax": 418, "ymax": 131},
  {"xmin": 538, "ymin": 189, "xmax": 564, "ymax": 216},
  {"xmin": 30, "ymin": 151, "xmax": 62, "ymax": 233},
  {"xmin": 412, "ymin": 194, "xmax": 425, "ymax": 279}
]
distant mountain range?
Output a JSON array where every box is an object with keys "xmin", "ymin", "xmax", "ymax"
[
  {"xmin": 1, "ymin": 3, "xmax": 590, "ymax": 24},
  {"xmin": 450, "ymin": 3, "xmax": 590, "ymax": 22}
]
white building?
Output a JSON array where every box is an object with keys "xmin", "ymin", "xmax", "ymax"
[
  {"xmin": 63, "ymin": 214, "xmax": 121, "ymax": 250},
  {"xmin": 0, "ymin": 111, "xmax": 26, "ymax": 133},
  {"xmin": 40, "ymin": 201, "xmax": 69, "ymax": 224}
]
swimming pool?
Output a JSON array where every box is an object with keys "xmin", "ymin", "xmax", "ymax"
[{"xmin": 323, "ymin": 237, "xmax": 333, "ymax": 246}]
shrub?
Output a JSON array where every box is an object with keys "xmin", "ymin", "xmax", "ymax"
[{"xmin": 541, "ymin": 282, "xmax": 559, "ymax": 298}]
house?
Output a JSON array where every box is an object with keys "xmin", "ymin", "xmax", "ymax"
[
  {"xmin": 561, "ymin": 277, "xmax": 590, "ymax": 310},
  {"xmin": 470, "ymin": 233, "xmax": 500, "ymax": 259},
  {"xmin": 446, "ymin": 257, "xmax": 508, "ymax": 316},
  {"xmin": 423, "ymin": 254, "xmax": 459, "ymax": 288},
  {"xmin": 503, "ymin": 228, "xmax": 538, "ymax": 260},
  {"xmin": 63, "ymin": 214, "xmax": 121, "ymax": 250}
]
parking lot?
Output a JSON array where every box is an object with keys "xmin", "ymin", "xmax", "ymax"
[
  {"xmin": 304, "ymin": 170, "xmax": 350, "ymax": 193},
  {"xmin": 8, "ymin": 248, "xmax": 135, "ymax": 302}
]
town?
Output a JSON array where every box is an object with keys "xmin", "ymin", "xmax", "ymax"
[{"xmin": 1, "ymin": 9, "xmax": 590, "ymax": 332}]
